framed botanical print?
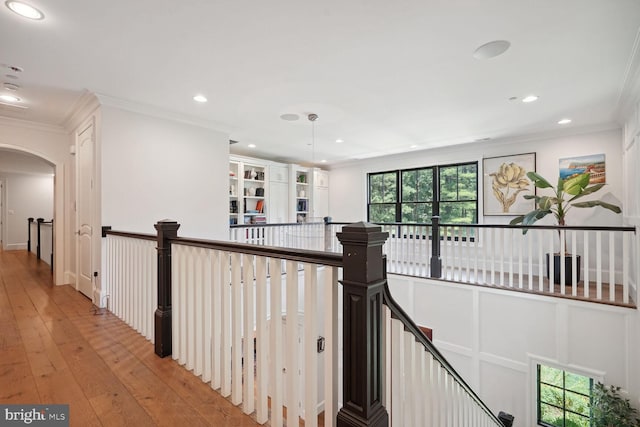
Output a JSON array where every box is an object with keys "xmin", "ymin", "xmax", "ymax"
[{"xmin": 483, "ymin": 153, "xmax": 536, "ymax": 215}]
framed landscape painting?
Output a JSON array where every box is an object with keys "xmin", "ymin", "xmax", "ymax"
[
  {"xmin": 483, "ymin": 153, "xmax": 536, "ymax": 216},
  {"xmin": 559, "ymin": 153, "xmax": 605, "ymax": 184}
]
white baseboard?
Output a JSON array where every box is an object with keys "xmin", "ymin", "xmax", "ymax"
[
  {"xmin": 6, "ymin": 243, "xmax": 27, "ymax": 250},
  {"xmin": 64, "ymin": 271, "xmax": 76, "ymax": 286}
]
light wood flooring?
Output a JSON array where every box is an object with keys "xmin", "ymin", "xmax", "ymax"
[{"xmin": 0, "ymin": 249, "xmax": 265, "ymax": 426}]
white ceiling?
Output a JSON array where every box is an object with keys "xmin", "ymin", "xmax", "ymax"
[{"xmin": 1, "ymin": 0, "xmax": 639, "ymax": 166}]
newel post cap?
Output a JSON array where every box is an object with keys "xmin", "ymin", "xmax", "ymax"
[{"xmin": 336, "ymin": 222, "xmax": 389, "ymax": 284}]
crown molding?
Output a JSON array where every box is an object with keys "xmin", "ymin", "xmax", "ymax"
[
  {"xmin": 94, "ymin": 93, "xmax": 234, "ymax": 134},
  {"xmin": 61, "ymin": 90, "xmax": 100, "ymax": 131},
  {"xmin": 0, "ymin": 115, "xmax": 67, "ymax": 135},
  {"xmin": 616, "ymin": 25, "xmax": 640, "ymax": 121}
]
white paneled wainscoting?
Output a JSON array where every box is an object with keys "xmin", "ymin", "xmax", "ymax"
[{"xmin": 387, "ymin": 273, "xmax": 640, "ymax": 425}]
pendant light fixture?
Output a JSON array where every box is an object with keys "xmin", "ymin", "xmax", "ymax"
[{"xmin": 308, "ymin": 113, "xmax": 318, "ymax": 164}]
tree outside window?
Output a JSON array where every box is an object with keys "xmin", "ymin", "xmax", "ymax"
[
  {"xmin": 368, "ymin": 172, "xmax": 397, "ymax": 223},
  {"xmin": 538, "ymin": 364, "xmax": 593, "ymax": 427},
  {"xmin": 367, "ymin": 162, "xmax": 477, "ymax": 224}
]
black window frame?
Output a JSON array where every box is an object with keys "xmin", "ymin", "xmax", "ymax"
[
  {"xmin": 367, "ymin": 161, "xmax": 478, "ymax": 226},
  {"xmin": 537, "ymin": 364, "xmax": 593, "ymax": 427}
]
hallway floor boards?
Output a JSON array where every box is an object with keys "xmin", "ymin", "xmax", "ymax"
[{"xmin": 0, "ymin": 250, "xmax": 264, "ymax": 426}]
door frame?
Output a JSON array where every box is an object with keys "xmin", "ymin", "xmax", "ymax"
[{"xmin": 75, "ymin": 115, "xmax": 100, "ymax": 304}]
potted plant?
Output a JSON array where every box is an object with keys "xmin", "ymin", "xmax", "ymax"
[
  {"xmin": 510, "ymin": 171, "xmax": 621, "ymax": 284},
  {"xmin": 591, "ymin": 382, "xmax": 640, "ymax": 427}
]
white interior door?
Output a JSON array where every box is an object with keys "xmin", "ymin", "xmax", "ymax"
[{"xmin": 76, "ymin": 122, "xmax": 95, "ymax": 299}]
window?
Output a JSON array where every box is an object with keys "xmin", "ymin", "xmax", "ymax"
[
  {"xmin": 438, "ymin": 163, "xmax": 478, "ymax": 224},
  {"xmin": 367, "ymin": 162, "xmax": 477, "ymax": 224},
  {"xmin": 368, "ymin": 171, "xmax": 398, "ymax": 223},
  {"xmin": 537, "ymin": 364, "xmax": 593, "ymax": 427}
]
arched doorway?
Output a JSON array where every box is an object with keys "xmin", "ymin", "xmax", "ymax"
[{"xmin": 0, "ymin": 144, "xmax": 66, "ymax": 286}]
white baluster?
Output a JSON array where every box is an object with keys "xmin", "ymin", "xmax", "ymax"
[
  {"xmin": 231, "ymin": 252, "xmax": 243, "ymax": 405},
  {"xmin": 285, "ymin": 260, "xmax": 299, "ymax": 425},
  {"xmin": 269, "ymin": 258, "xmax": 283, "ymax": 427},
  {"xmin": 324, "ymin": 267, "xmax": 339, "ymax": 427},
  {"xmin": 623, "ymin": 232, "xmax": 630, "ymax": 304},
  {"xmin": 211, "ymin": 250, "xmax": 222, "ymax": 390},
  {"xmin": 596, "ymin": 231, "xmax": 602, "ymax": 300},
  {"xmin": 253, "ymin": 256, "xmax": 268, "ymax": 423},
  {"xmin": 221, "ymin": 250, "xmax": 232, "ymax": 397},
  {"xmin": 391, "ymin": 319, "xmax": 404, "ymax": 427},
  {"xmin": 304, "ymin": 264, "xmax": 318, "ymax": 427},
  {"xmin": 584, "ymin": 231, "xmax": 590, "ymax": 298},
  {"xmin": 610, "ymin": 232, "xmax": 616, "ymax": 302},
  {"xmin": 194, "ymin": 248, "xmax": 204, "ymax": 377},
  {"xmin": 242, "ymin": 254, "xmax": 255, "ymax": 414}
]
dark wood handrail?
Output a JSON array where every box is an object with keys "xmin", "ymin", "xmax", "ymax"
[
  {"xmin": 103, "ymin": 228, "xmax": 343, "ymax": 267},
  {"xmin": 104, "ymin": 229, "xmax": 157, "ymax": 241},
  {"xmin": 381, "ymin": 280, "xmax": 504, "ymax": 425},
  {"xmin": 230, "ymin": 221, "xmax": 325, "ymax": 229},
  {"xmin": 329, "ymin": 221, "xmax": 636, "ymax": 233},
  {"xmin": 171, "ymin": 236, "xmax": 343, "ymax": 267}
]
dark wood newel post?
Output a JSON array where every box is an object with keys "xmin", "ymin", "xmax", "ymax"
[
  {"xmin": 336, "ymin": 222, "xmax": 389, "ymax": 427},
  {"xmin": 36, "ymin": 218, "xmax": 44, "ymax": 260},
  {"xmin": 430, "ymin": 215, "xmax": 442, "ymax": 278},
  {"xmin": 27, "ymin": 217, "xmax": 34, "ymax": 252},
  {"xmin": 154, "ymin": 220, "xmax": 180, "ymax": 358}
]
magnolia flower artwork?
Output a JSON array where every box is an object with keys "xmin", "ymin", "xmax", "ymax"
[
  {"xmin": 489, "ymin": 162, "xmax": 531, "ymax": 212},
  {"xmin": 483, "ymin": 153, "xmax": 536, "ymax": 215}
]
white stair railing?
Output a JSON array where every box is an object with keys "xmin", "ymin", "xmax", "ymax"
[
  {"xmin": 101, "ymin": 232, "xmax": 157, "ymax": 341},
  {"xmin": 382, "ymin": 287, "xmax": 504, "ymax": 427},
  {"xmin": 170, "ymin": 238, "xmax": 341, "ymax": 427}
]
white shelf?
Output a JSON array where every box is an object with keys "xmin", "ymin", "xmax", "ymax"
[{"xmin": 243, "ymin": 196, "xmax": 265, "ymax": 199}]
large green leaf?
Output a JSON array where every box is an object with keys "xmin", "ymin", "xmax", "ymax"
[
  {"xmin": 563, "ymin": 173, "xmax": 590, "ymax": 195},
  {"xmin": 527, "ymin": 171, "xmax": 552, "ymax": 188},
  {"xmin": 572, "ymin": 200, "xmax": 622, "ymax": 213}
]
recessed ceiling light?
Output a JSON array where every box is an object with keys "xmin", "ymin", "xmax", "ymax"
[
  {"xmin": 193, "ymin": 94, "xmax": 207, "ymax": 103},
  {"xmin": 280, "ymin": 113, "xmax": 299, "ymax": 121},
  {"xmin": 0, "ymin": 94, "xmax": 20, "ymax": 102},
  {"xmin": 5, "ymin": 1, "xmax": 44, "ymax": 20},
  {"xmin": 558, "ymin": 118, "xmax": 572, "ymax": 125},
  {"xmin": 522, "ymin": 95, "xmax": 539, "ymax": 103},
  {"xmin": 248, "ymin": 143, "xmax": 256, "ymax": 148},
  {"xmin": 409, "ymin": 144, "xmax": 418, "ymax": 149},
  {"xmin": 320, "ymin": 159, "xmax": 327, "ymax": 163},
  {"xmin": 3, "ymin": 82, "xmax": 20, "ymax": 91},
  {"xmin": 473, "ymin": 40, "xmax": 511, "ymax": 60},
  {"xmin": 335, "ymin": 139, "xmax": 343, "ymax": 143}
]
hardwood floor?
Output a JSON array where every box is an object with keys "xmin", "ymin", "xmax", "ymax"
[{"xmin": 0, "ymin": 250, "xmax": 264, "ymax": 426}]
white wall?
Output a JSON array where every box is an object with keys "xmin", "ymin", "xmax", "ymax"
[
  {"xmin": 329, "ymin": 127, "xmax": 624, "ymax": 227},
  {"xmin": 388, "ymin": 275, "xmax": 640, "ymax": 425},
  {"xmin": 0, "ymin": 117, "xmax": 73, "ymax": 285},
  {"xmin": 100, "ymin": 105, "xmax": 230, "ymax": 240},
  {"xmin": 0, "ymin": 173, "xmax": 53, "ymax": 249}
]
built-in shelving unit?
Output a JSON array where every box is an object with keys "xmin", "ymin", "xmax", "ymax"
[
  {"xmin": 229, "ymin": 156, "xmax": 328, "ymax": 226},
  {"xmin": 229, "ymin": 161, "xmax": 239, "ymax": 225},
  {"xmin": 295, "ymin": 168, "xmax": 310, "ymax": 223},
  {"xmin": 242, "ymin": 163, "xmax": 266, "ymax": 224}
]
